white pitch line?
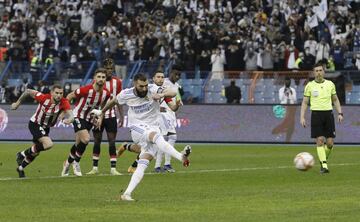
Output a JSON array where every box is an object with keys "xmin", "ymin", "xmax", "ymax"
[{"xmin": 0, "ymin": 162, "xmax": 359, "ymax": 182}]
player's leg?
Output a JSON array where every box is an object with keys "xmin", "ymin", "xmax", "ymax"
[
  {"xmin": 107, "ymin": 131, "xmax": 122, "ymax": 175},
  {"xmin": 62, "ymin": 129, "xmax": 90, "ymax": 177},
  {"xmin": 16, "ymin": 123, "xmax": 51, "ymax": 178},
  {"xmin": 117, "ymin": 143, "xmax": 141, "ymax": 156},
  {"xmin": 116, "ymin": 142, "xmax": 141, "ymax": 173},
  {"xmin": 154, "ymin": 149, "xmax": 164, "ymax": 173},
  {"xmin": 121, "ymin": 153, "xmax": 153, "ymax": 201},
  {"xmin": 121, "ymin": 125, "xmax": 154, "ymax": 200},
  {"xmin": 148, "ymin": 131, "xmax": 191, "ymax": 166},
  {"xmin": 128, "ymin": 155, "xmax": 139, "ymax": 173},
  {"xmin": 163, "ymin": 133, "xmax": 177, "ymax": 172},
  {"xmin": 62, "ymin": 119, "xmax": 91, "ymax": 176},
  {"xmin": 103, "ymin": 117, "xmax": 122, "ymax": 175},
  {"xmin": 73, "ymin": 130, "xmax": 90, "ymax": 176},
  {"xmin": 87, "ymin": 129, "xmax": 103, "ymax": 175}
]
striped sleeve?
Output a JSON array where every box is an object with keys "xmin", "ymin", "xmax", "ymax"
[
  {"xmin": 60, "ymin": 98, "xmax": 71, "ymax": 111},
  {"xmin": 34, "ymin": 92, "xmax": 46, "ymax": 103}
]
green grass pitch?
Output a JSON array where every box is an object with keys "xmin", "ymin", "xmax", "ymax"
[{"xmin": 0, "ymin": 143, "xmax": 360, "ymax": 222}]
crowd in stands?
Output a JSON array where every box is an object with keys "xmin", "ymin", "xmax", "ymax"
[{"xmin": 0, "ymin": 0, "xmax": 360, "ymax": 102}]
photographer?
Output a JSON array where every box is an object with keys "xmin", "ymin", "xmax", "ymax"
[{"xmin": 279, "ymin": 77, "xmax": 297, "ymax": 104}]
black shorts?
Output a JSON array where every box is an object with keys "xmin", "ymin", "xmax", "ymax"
[
  {"xmin": 73, "ymin": 118, "xmax": 93, "ymax": 133},
  {"xmin": 311, "ymin": 111, "xmax": 335, "ymax": 138},
  {"xmin": 28, "ymin": 121, "xmax": 50, "ymax": 142},
  {"xmin": 92, "ymin": 117, "xmax": 117, "ymax": 133}
]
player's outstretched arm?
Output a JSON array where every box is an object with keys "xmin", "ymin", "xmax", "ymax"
[
  {"xmin": 91, "ymin": 97, "xmax": 118, "ymax": 128},
  {"xmin": 101, "ymin": 97, "xmax": 118, "ymax": 115},
  {"xmin": 11, "ymin": 89, "xmax": 38, "ymax": 110},
  {"xmin": 116, "ymin": 103, "xmax": 124, "ymax": 127},
  {"xmin": 300, "ymin": 96, "xmax": 309, "ymax": 128}
]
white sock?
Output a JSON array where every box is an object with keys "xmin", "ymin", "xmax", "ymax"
[
  {"xmin": 155, "ymin": 150, "xmax": 163, "ymax": 168},
  {"xmin": 153, "ymin": 134, "xmax": 183, "ymax": 162},
  {"xmin": 165, "ymin": 134, "xmax": 177, "ymax": 165},
  {"xmin": 123, "ymin": 159, "xmax": 149, "ymax": 196}
]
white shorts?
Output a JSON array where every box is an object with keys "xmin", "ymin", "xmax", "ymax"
[
  {"xmin": 130, "ymin": 123, "xmax": 161, "ymax": 158},
  {"xmin": 159, "ymin": 112, "xmax": 176, "ymax": 135}
]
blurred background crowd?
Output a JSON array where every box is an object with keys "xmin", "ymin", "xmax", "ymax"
[{"xmin": 0, "ymin": 0, "xmax": 359, "ymax": 103}]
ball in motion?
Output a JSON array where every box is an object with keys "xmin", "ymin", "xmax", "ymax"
[{"xmin": 294, "ymin": 152, "xmax": 315, "ymax": 171}]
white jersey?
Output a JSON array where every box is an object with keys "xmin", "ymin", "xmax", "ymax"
[
  {"xmin": 116, "ymin": 84, "xmax": 161, "ymax": 127},
  {"xmin": 160, "ymin": 78, "xmax": 180, "ymax": 120}
]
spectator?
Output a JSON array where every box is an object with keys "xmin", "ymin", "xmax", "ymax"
[
  {"xmin": 198, "ymin": 50, "xmax": 211, "ymax": 71},
  {"xmin": 295, "ymin": 52, "xmax": 304, "ymax": 70},
  {"xmin": 17, "ymin": 78, "xmax": 34, "ymax": 103},
  {"xmin": 210, "ymin": 47, "xmax": 226, "ymax": 80},
  {"xmin": 225, "ymin": 42, "xmax": 244, "ymax": 71},
  {"xmin": 315, "ymin": 38, "xmax": 330, "ymax": 63},
  {"xmin": 301, "ymin": 47, "xmax": 316, "ymax": 70},
  {"xmin": 279, "ymin": 77, "xmax": 297, "ymax": 104},
  {"xmin": 244, "ymin": 47, "xmax": 257, "ymax": 71},
  {"xmin": 260, "ymin": 43, "xmax": 274, "ymax": 71},
  {"xmin": 36, "ymin": 80, "xmax": 50, "ymax": 94},
  {"xmin": 285, "ymin": 45, "xmax": 299, "ymax": 70},
  {"xmin": 113, "ymin": 40, "xmax": 128, "ymax": 80},
  {"xmin": 326, "ymin": 56, "xmax": 336, "ymax": 71},
  {"xmin": 304, "ymin": 35, "xmax": 317, "ymax": 57},
  {"xmin": 225, "ymin": 80, "xmax": 241, "ymax": 104},
  {"xmin": 331, "ymin": 40, "xmax": 345, "ymax": 70}
]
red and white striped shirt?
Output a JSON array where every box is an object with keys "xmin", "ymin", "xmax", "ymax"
[
  {"xmin": 73, "ymin": 84, "xmax": 110, "ymax": 121},
  {"xmin": 30, "ymin": 93, "xmax": 71, "ymax": 128},
  {"xmin": 104, "ymin": 76, "xmax": 122, "ymax": 118}
]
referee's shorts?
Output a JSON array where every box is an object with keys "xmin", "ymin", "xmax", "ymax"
[{"xmin": 311, "ymin": 110, "xmax": 335, "ymax": 138}]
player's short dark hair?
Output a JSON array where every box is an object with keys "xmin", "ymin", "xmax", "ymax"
[
  {"xmin": 103, "ymin": 58, "xmax": 114, "ymax": 68},
  {"xmin": 171, "ymin": 64, "xmax": 183, "ymax": 72},
  {"xmin": 152, "ymin": 70, "xmax": 164, "ymax": 78},
  {"xmin": 313, "ymin": 61, "xmax": 325, "ymax": 70},
  {"xmin": 94, "ymin": 68, "xmax": 107, "ymax": 76},
  {"xmin": 51, "ymin": 84, "xmax": 63, "ymax": 91},
  {"xmin": 134, "ymin": 73, "xmax": 147, "ymax": 82}
]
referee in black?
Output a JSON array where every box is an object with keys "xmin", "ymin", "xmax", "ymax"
[{"xmin": 300, "ymin": 62, "xmax": 344, "ymax": 174}]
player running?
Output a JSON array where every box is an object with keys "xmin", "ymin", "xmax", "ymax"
[{"xmin": 12, "ymin": 85, "xmax": 74, "ymax": 178}]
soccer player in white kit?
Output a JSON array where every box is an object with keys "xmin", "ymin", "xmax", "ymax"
[
  {"xmin": 94, "ymin": 73, "xmax": 191, "ymax": 201},
  {"xmin": 155, "ymin": 66, "xmax": 182, "ymax": 172}
]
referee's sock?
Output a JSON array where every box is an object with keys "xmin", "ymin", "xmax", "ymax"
[
  {"xmin": 324, "ymin": 144, "xmax": 333, "ymax": 159},
  {"xmin": 317, "ymin": 146, "xmax": 328, "ymax": 169}
]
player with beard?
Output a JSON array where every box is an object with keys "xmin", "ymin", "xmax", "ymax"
[
  {"xmin": 87, "ymin": 59, "xmax": 124, "ymax": 176},
  {"xmin": 12, "ymin": 85, "xmax": 73, "ymax": 178},
  {"xmin": 61, "ymin": 69, "xmax": 111, "ymax": 177},
  {"xmin": 92, "ymin": 73, "xmax": 191, "ymax": 201},
  {"xmin": 117, "ymin": 69, "xmax": 183, "ymax": 173}
]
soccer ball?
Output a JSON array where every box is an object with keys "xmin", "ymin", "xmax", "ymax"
[{"xmin": 294, "ymin": 152, "xmax": 315, "ymax": 171}]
